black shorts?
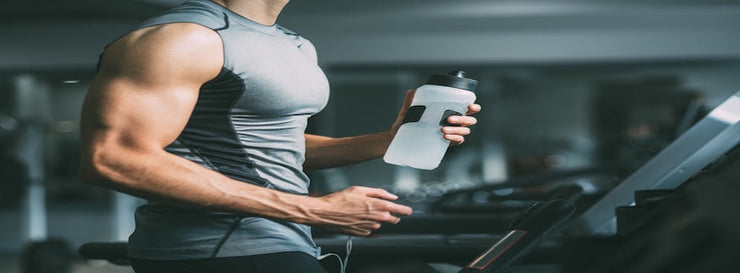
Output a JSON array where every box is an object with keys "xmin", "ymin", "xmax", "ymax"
[{"xmin": 131, "ymin": 251, "xmax": 329, "ymax": 273}]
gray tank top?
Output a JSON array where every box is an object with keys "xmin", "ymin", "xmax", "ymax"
[{"xmin": 124, "ymin": 0, "xmax": 330, "ymax": 259}]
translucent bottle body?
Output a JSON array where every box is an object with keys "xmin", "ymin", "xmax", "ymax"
[{"xmin": 384, "ymin": 84, "xmax": 477, "ymax": 170}]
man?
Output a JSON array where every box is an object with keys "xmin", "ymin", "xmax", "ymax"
[{"xmin": 79, "ymin": 0, "xmax": 480, "ymax": 272}]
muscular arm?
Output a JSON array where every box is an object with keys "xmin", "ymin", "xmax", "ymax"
[
  {"xmin": 79, "ymin": 23, "xmax": 411, "ymax": 236},
  {"xmin": 304, "ymin": 133, "xmax": 393, "ymax": 169}
]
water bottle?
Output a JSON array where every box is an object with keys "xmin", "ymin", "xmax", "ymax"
[{"xmin": 384, "ymin": 71, "xmax": 478, "ymax": 170}]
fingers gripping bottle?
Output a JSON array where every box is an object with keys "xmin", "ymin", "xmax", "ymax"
[{"xmin": 384, "ymin": 71, "xmax": 478, "ymax": 170}]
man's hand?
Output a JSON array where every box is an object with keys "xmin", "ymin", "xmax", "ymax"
[
  {"xmin": 391, "ymin": 90, "xmax": 481, "ymax": 145},
  {"xmin": 442, "ymin": 102, "xmax": 481, "ymax": 145},
  {"xmin": 308, "ymin": 186, "xmax": 413, "ymax": 236}
]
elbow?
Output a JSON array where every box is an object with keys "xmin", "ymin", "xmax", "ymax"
[
  {"xmin": 78, "ymin": 145, "xmax": 125, "ymax": 188},
  {"xmin": 78, "ymin": 150, "xmax": 110, "ymax": 187}
]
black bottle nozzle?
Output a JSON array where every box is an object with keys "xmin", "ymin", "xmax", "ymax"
[
  {"xmin": 450, "ymin": 70, "xmax": 467, "ymax": 78},
  {"xmin": 426, "ymin": 70, "xmax": 478, "ymax": 92}
]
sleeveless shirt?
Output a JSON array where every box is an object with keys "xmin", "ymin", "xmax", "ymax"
[{"xmin": 124, "ymin": 0, "xmax": 330, "ymax": 259}]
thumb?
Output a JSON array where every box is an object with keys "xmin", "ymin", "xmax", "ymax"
[
  {"xmin": 399, "ymin": 89, "xmax": 415, "ymax": 114},
  {"xmin": 391, "ymin": 89, "xmax": 416, "ymax": 134}
]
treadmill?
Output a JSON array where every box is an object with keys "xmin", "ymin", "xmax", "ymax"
[{"xmin": 569, "ymin": 90, "xmax": 740, "ymax": 235}]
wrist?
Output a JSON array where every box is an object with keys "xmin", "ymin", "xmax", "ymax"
[
  {"xmin": 289, "ymin": 195, "xmax": 325, "ymax": 225},
  {"xmin": 258, "ymin": 190, "xmax": 317, "ymax": 224},
  {"xmin": 377, "ymin": 130, "xmax": 395, "ymax": 156}
]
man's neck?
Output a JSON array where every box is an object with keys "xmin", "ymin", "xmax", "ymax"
[{"xmin": 211, "ymin": 0, "xmax": 289, "ymax": 26}]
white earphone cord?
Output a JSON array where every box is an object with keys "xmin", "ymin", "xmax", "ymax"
[{"xmin": 317, "ymin": 236, "xmax": 353, "ymax": 273}]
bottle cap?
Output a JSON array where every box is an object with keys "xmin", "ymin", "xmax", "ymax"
[{"xmin": 425, "ymin": 70, "xmax": 478, "ymax": 92}]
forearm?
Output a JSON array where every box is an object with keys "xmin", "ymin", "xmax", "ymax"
[
  {"xmin": 81, "ymin": 145, "xmax": 317, "ymax": 224},
  {"xmin": 304, "ymin": 132, "xmax": 394, "ymax": 169},
  {"xmin": 80, "ymin": 143, "xmax": 413, "ymax": 236}
]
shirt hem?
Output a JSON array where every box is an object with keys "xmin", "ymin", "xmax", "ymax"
[{"xmin": 127, "ymin": 244, "xmax": 321, "ymax": 260}]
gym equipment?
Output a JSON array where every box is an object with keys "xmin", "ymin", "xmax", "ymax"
[
  {"xmin": 432, "ymin": 183, "xmax": 588, "ymax": 214},
  {"xmin": 1, "ymin": 121, "xmax": 75, "ymax": 273},
  {"xmin": 569, "ymin": 90, "xmax": 740, "ymax": 235},
  {"xmin": 20, "ymin": 239, "xmax": 74, "ymax": 273},
  {"xmin": 315, "ymin": 186, "xmax": 581, "ymax": 237},
  {"xmin": 561, "ymin": 142, "xmax": 740, "ymax": 273},
  {"xmin": 78, "ymin": 242, "xmax": 130, "ymax": 266},
  {"xmin": 370, "ymin": 214, "xmax": 511, "ymax": 235},
  {"xmin": 552, "ymin": 90, "xmax": 740, "ymax": 273},
  {"xmin": 312, "ymin": 181, "xmax": 584, "ymax": 269},
  {"xmin": 0, "ymin": 155, "xmax": 26, "ymax": 208},
  {"xmin": 458, "ymin": 199, "xmax": 575, "ymax": 273}
]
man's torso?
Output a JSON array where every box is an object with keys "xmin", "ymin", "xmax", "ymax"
[{"xmin": 125, "ymin": 0, "xmax": 330, "ymax": 259}]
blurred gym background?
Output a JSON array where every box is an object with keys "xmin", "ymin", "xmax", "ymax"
[{"xmin": 1, "ymin": 0, "xmax": 740, "ymax": 273}]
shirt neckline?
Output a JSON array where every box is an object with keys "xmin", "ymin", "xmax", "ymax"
[{"xmin": 198, "ymin": 0, "xmax": 280, "ymax": 35}]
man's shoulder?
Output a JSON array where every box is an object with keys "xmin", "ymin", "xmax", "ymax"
[
  {"xmin": 101, "ymin": 23, "xmax": 223, "ymax": 81},
  {"xmin": 117, "ymin": 23, "xmax": 222, "ymax": 54}
]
